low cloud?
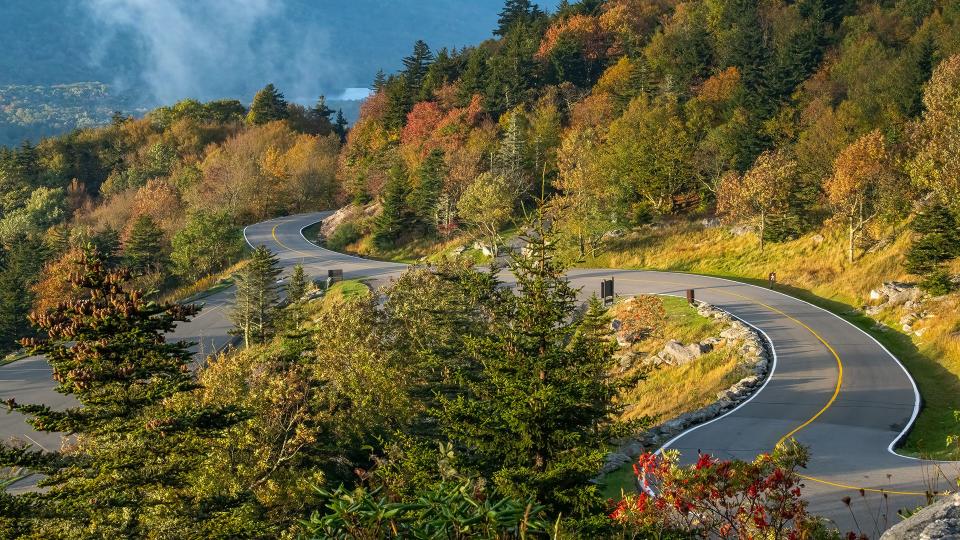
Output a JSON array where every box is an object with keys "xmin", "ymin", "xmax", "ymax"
[{"xmin": 81, "ymin": 0, "xmax": 342, "ymax": 105}]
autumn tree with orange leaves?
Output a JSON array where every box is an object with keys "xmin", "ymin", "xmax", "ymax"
[
  {"xmin": 717, "ymin": 150, "xmax": 798, "ymax": 252},
  {"xmin": 825, "ymin": 130, "xmax": 901, "ymax": 263}
]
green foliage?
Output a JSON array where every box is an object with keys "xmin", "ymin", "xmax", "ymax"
[
  {"xmin": 0, "ymin": 237, "xmax": 43, "ymax": 352},
  {"xmin": 1, "ymin": 248, "xmax": 242, "ymax": 537},
  {"xmin": 437, "ymin": 214, "xmax": 623, "ymax": 521},
  {"xmin": 231, "ymin": 245, "xmax": 283, "ymax": 347},
  {"xmin": 287, "ymin": 263, "xmax": 308, "ymax": 303},
  {"xmin": 170, "ymin": 211, "xmax": 244, "ymax": 282},
  {"xmin": 409, "ymin": 149, "xmax": 446, "ymax": 235},
  {"xmin": 905, "ymin": 206, "xmax": 960, "ymax": 276},
  {"xmin": 305, "ymin": 481, "xmax": 551, "ymax": 539},
  {"xmin": 123, "ymin": 214, "xmax": 168, "ymax": 276},
  {"xmin": 246, "ymin": 83, "xmax": 289, "ymax": 125},
  {"xmin": 374, "ymin": 164, "xmax": 414, "ymax": 249},
  {"xmin": 326, "ymin": 221, "xmax": 362, "ymax": 251}
]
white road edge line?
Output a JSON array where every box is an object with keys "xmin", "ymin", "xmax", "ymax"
[
  {"xmin": 652, "ymin": 294, "xmax": 780, "ymax": 457},
  {"xmin": 646, "ymin": 270, "xmax": 935, "ymax": 463},
  {"xmin": 288, "ymin": 214, "xmax": 935, "ymax": 464}
]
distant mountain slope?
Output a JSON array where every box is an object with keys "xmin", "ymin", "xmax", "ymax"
[{"xmin": 0, "ymin": 0, "xmax": 556, "ymax": 146}]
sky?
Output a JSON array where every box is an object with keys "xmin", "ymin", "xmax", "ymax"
[{"xmin": 0, "ymin": 0, "xmax": 559, "ymax": 106}]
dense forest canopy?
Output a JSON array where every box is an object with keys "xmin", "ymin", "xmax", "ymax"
[{"xmin": 1, "ymin": 0, "xmax": 960, "ymax": 536}]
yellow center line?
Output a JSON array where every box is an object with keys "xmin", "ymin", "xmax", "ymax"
[
  {"xmin": 616, "ymin": 277, "xmax": 927, "ymax": 497},
  {"xmin": 270, "ymin": 222, "xmax": 312, "ymax": 257}
]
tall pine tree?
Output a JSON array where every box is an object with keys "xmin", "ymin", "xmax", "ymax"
[
  {"xmin": 124, "ymin": 215, "xmax": 167, "ymax": 275},
  {"xmin": 438, "ymin": 211, "xmax": 622, "ymax": 521},
  {"xmin": 246, "ymin": 83, "xmax": 289, "ymax": 125},
  {"xmin": 373, "ymin": 164, "xmax": 413, "ymax": 249},
  {"xmin": 0, "ymin": 248, "xmax": 241, "ymax": 537},
  {"xmin": 409, "ymin": 149, "xmax": 446, "ymax": 235},
  {"xmin": 231, "ymin": 246, "xmax": 283, "ymax": 347}
]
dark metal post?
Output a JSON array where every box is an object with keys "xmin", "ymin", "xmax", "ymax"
[{"xmin": 686, "ymin": 289, "xmax": 695, "ymax": 304}]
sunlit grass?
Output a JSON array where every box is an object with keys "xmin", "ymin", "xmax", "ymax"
[
  {"xmin": 581, "ymin": 222, "xmax": 960, "ymax": 458},
  {"xmin": 159, "ymin": 259, "xmax": 250, "ymax": 304},
  {"xmin": 615, "ymin": 296, "xmax": 746, "ymax": 425}
]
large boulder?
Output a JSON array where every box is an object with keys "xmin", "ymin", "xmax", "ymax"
[
  {"xmin": 869, "ymin": 282, "xmax": 923, "ymax": 308},
  {"xmin": 882, "ymin": 494, "xmax": 960, "ymax": 539},
  {"xmin": 663, "ymin": 340, "xmax": 706, "ymax": 365}
]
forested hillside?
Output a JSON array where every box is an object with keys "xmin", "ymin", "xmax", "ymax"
[
  {"xmin": 2, "ymin": 1, "xmax": 960, "ymax": 537},
  {"xmin": 337, "ymin": 0, "xmax": 959, "ymax": 264},
  {"xmin": 0, "ymin": 87, "xmax": 345, "ymax": 351}
]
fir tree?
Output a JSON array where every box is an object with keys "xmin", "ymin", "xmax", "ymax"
[
  {"xmin": 409, "ymin": 149, "xmax": 446, "ymax": 235},
  {"xmin": 246, "ymin": 83, "xmax": 289, "ymax": 125},
  {"xmin": 124, "ymin": 215, "xmax": 167, "ymax": 275},
  {"xmin": 91, "ymin": 227, "xmax": 121, "ymax": 267},
  {"xmin": 333, "ymin": 109, "xmax": 349, "ymax": 142},
  {"xmin": 494, "ymin": 113, "xmax": 530, "ymax": 194},
  {"xmin": 372, "ymin": 69, "xmax": 387, "ymax": 92},
  {"xmin": 373, "ymin": 164, "xmax": 413, "ymax": 249},
  {"xmin": 495, "ymin": 0, "xmax": 536, "ymax": 36},
  {"xmin": 0, "ymin": 237, "xmax": 42, "ymax": 352},
  {"xmin": 231, "ymin": 246, "xmax": 283, "ymax": 347},
  {"xmin": 286, "ymin": 263, "xmax": 308, "ymax": 304},
  {"xmin": 438, "ymin": 211, "xmax": 623, "ymax": 520},
  {"xmin": 0, "ymin": 248, "xmax": 241, "ymax": 537},
  {"xmin": 402, "ymin": 40, "xmax": 435, "ymax": 97}
]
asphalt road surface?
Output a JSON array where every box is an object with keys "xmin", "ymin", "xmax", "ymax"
[{"xmin": 1, "ymin": 211, "xmax": 950, "ymax": 532}]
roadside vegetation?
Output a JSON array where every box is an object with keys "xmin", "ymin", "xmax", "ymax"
[{"xmin": 3, "ymin": 0, "xmax": 960, "ymax": 536}]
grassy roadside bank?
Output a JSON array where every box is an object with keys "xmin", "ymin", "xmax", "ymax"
[{"xmin": 577, "ymin": 223, "xmax": 960, "ymax": 459}]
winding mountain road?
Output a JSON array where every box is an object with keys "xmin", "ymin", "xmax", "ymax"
[{"xmin": 1, "ymin": 211, "xmax": 950, "ymax": 531}]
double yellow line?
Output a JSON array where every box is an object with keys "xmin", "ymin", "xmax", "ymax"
[{"xmin": 619, "ymin": 277, "xmax": 927, "ymax": 497}]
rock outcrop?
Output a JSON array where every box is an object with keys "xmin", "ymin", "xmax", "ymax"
[{"xmin": 882, "ymin": 494, "xmax": 960, "ymax": 539}]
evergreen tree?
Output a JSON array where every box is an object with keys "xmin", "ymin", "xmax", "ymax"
[
  {"xmin": 333, "ymin": 109, "xmax": 349, "ymax": 142},
  {"xmin": 246, "ymin": 83, "xmax": 289, "ymax": 125},
  {"xmin": 409, "ymin": 149, "xmax": 446, "ymax": 235},
  {"xmin": 91, "ymin": 227, "xmax": 121, "ymax": 268},
  {"xmin": 373, "ymin": 164, "xmax": 413, "ymax": 249},
  {"xmin": 438, "ymin": 212, "xmax": 622, "ymax": 521},
  {"xmin": 384, "ymin": 76, "xmax": 413, "ymax": 130},
  {"xmin": 484, "ymin": 25, "xmax": 539, "ymax": 114},
  {"xmin": 372, "ymin": 69, "xmax": 387, "ymax": 92},
  {"xmin": 286, "ymin": 264, "xmax": 308, "ymax": 303},
  {"xmin": 0, "ymin": 237, "xmax": 42, "ymax": 352},
  {"xmin": 124, "ymin": 215, "xmax": 167, "ymax": 275},
  {"xmin": 0, "ymin": 248, "xmax": 241, "ymax": 537},
  {"xmin": 495, "ymin": 0, "xmax": 537, "ymax": 36},
  {"xmin": 457, "ymin": 47, "xmax": 489, "ymax": 106},
  {"xmin": 231, "ymin": 246, "xmax": 283, "ymax": 348},
  {"xmin": 905, "ymin": 206, "xmax": 960, "ymax": 275},
  {"xmin": 402, "ymin": 40, "xmax": 435, "ymax": 98},
  {"xmin": 494, "ymin": 113, "xmax": 531, "ymax": 194}
]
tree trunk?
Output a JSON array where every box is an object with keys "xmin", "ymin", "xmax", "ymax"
[
  {"xmin": 759, "ymin": 212, "xmax": 765, "ymax": 252},
  {"xmin": 848, "ymin": 219, "xmax": 855, "ymax": 264}
]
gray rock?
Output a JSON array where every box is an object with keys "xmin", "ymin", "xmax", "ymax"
[
  {"xmin": 701, "ymin": 217, "xmax": 721, "ymax": 228},
  {"xmin": 663, "ymin": 340, "xmax": 702, "ymax": 365},
  {"xmin": 882, "ymin": 494, "xmax": 960, "ymax": 540},
  {"xmin": 811, "ymin": 233, "xmax": 825, "ymax": 246},
  {"xmin": 730, "ymin": 224, "xmax": 755, "ymax": 236}
]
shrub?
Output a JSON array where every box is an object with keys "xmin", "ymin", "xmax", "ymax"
[
  {"xmin": 609, "ymin": 442, "xmax": 832, "ymax": 539},
  {"xmin": 326, "ymin": 222, "xmax": 362, "ymax": 252},
  {"xmin": 905, "ymin": 206, "xmax": 960, "ymax": 275},
  {"xmin": 304, "ymin": 481, "xmax": 551, "ymax": 539},
  {"xmin": 920, "ymin": 268, "xmax": 956, "ymax": 296}
]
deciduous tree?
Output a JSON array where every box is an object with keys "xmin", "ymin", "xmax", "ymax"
[
  {"xmin": 717, "ymin": 150, "xmax": 797, "ymax": 251},
  {"xmin": 825, "ymin": 130, "xmax": 899, "ymax": 263}
]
